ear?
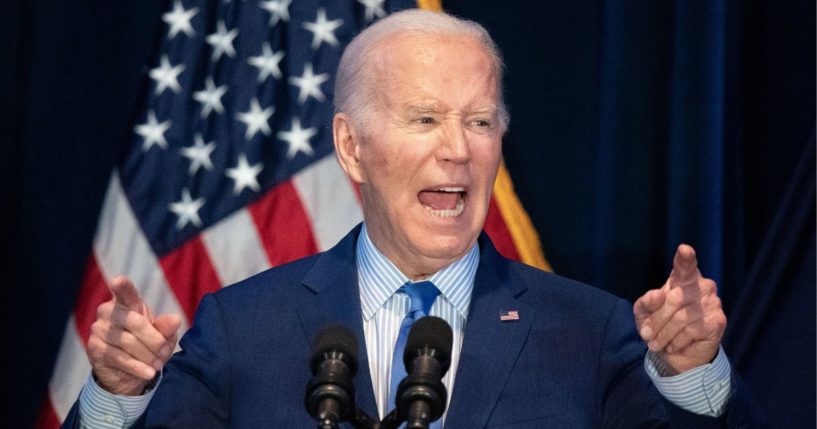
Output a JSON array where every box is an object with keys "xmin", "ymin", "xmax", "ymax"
[{"xmin": 333, "ymin": 113, "xmax": 366, "ymax": 184}]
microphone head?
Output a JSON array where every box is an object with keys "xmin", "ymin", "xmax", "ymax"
[
  {"xmin": 403, "ymin": 316, "xmax": 453, "ymax": 372},
  {"xmin": 310, "ymin": 325, "xmax": 358, "ymax": 375}
]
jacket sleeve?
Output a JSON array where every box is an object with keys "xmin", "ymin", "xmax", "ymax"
[{"xmin": 136, "ymin": 293, "xmax": 231, "ymax": 428}]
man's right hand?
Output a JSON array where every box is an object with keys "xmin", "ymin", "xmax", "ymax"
[{"xmin": 87, "ymin": 276, "xmax": 181, "ymax": 396}]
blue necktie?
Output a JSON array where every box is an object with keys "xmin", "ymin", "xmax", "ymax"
[{"xmin": 388, "ymin": 281, "xmax": 440, "ymax": 427}]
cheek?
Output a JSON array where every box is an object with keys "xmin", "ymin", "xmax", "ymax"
[
  {"xmin": 361, "ymin": 149, "xmax": 415, "ymax": 206},
  {"xmin": 473, "ymin": 142, "xmax": 502, "ymax": 183}
]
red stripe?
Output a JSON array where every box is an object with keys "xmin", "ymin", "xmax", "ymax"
[
  {"xmin": 248, "ymin": 180, "xmax": 318, "ymax": 266},
  {"xmin": 484, "ymin": 196, "xmax": 521, "ymax": 261},
  {"xmin": 159, "ymin": 236, "xmax": 222, "ymax": 322},
  {"xmin": 34, "ymin": 397, "xmax": 60, "ymax": 429},
  {"xmin": 74, "ymin": 255, "xmax": 112, "ymax": 345}
]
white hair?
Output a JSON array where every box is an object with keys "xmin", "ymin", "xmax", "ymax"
[{"xmin": 334, "ymin": 9, "xmax": 509, "ymax": 134}]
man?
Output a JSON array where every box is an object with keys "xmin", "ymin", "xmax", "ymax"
[{"xmin": 64, "ymin": 9, "xmax": 760, "ymax": 428}]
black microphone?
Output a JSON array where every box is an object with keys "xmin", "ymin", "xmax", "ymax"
[
  {"xmin": 305, "ymin": 325, "xmax": 359, "ymax": 429},
  {"xmin": 395, "ymin": 316, "xmax": 453, "ymax": 429}
]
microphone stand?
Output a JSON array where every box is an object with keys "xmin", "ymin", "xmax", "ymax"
[
  {"xmin": 377, "ymin": 409, "xmax": 403, "ymax": 429},
  {"xmin": 350, "ymin": 408, "xmax": 381, "ymax": 429},
  {"xmin": 343, "ymin": 407, "xmax": 410, "ymax": 429}
]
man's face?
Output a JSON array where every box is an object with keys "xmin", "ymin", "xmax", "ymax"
[{"xmin": 336, "ymin": 32, "xmax": 503, "ymax": 279}]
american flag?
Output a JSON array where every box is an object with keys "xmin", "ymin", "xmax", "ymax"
[
  {"xmin": 499, "ymin": 310, "xmax": 520, "ymax": 321},
  {"xmin": 37, "ymin": 1, "xmax": 548, "ymax": 426}
]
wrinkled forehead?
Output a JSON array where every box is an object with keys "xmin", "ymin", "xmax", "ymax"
[{"xmin": 368, "ymin": 32, "xmax": 500, "ymax": 99}]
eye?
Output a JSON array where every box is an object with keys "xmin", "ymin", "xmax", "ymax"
[
  {"xmin": 417, "ymin": 116, "xmax": 435, "ymax": 125},
  {"xmin": 471, "ymin": 118, "xmax": 493, "ymax": 128}
]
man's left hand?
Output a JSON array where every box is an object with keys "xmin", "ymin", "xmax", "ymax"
[{"xmin": 633, "ymin": 244, "xmax": 727, "ymax": 374}]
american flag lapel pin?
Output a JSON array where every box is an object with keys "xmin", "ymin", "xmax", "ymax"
[{"xmin": 499, "ymin": 309, "xmax": 520, "ymax": 321}]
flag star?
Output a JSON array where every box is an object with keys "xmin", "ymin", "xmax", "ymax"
[
  {"xmin": 277, "ymin": 117, "xmax": 316, "ymax": 159},
  {"xmin": 193, "ymin": 77, "xmax": 227, "ymax": 118},
  {"xmin": 357, "ymin": 0, "xmax": 386, "ymax": 21},
  {"xmin": 162, "ymin": 0, "xmax": 198, "ymax": 39},
  {"xmin": 248, "ymin": 42, "xmax": 285, "ymax": 83},
  {"xmin": 235, "ymin": 98, "xmax": 274, "ymax": 140},
  {"xmin": 302, "ymin": 8, "xmax": 343, "ymax": 49},
  {"xmin": 260, "ymin": 0, "xmax": 291, "ymax": 27},
  {"xmin": 288, "ymin": 63, "xmax": 329, "ymax": 104},
  {"xmin": 180, "ymin": 134, "xmax": 216, "ymax": 175},
  {"xmin": 225, "ymin": 154, "xmax": 264, "ymax": 194},
  {"xmin": 168, "ymin": 188, "xmax": 205, "ymax": 230},
  {"xmin": 206, "ymin": 21, "xmax": 238, "ymax": 62},
  {"xmin": 149, "ymin": 55, "xmax": 185, "ymax": 95},
  {"xmin": 135, "ymin": 111, "xmax": 171, "ymax": 152}
]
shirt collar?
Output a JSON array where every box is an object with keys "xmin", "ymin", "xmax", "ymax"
[{"xmin": 356, "ymin": 223, "xmax": 479, "ymax": 321}]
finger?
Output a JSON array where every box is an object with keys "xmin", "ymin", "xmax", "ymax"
[
  {"xmin": 110, "ymin": 304, "xmax": 172, "ymax": 358},
  {"xmin": 634, "ymin": 289, "xmax": 666, "ymax": 322},
  {"xmin": 153, "ymin": 314, "xmax": 182, "ymax": 356},
  {"xmin": 167, "ymin": 332, "xmax": 179, "ymax": 353},
  {"xmin": 668, "ymin": 244, "xmax": 699, "ymax": 289},
  {"xmin": 109, "ymin": 276, "xmax": 145, "ymax": 313},
  {"xmin": 91, "ymin": 320, "xmax": 165, "ymax": 371},
  {"xmin": 668, "ymin": 309, "xmax": 727, "ymax": 353},
  {"xmin": 647, "ymin": 306, "xmax": 703, "ymax": 352},
  {"xmin": 639, "ymin": 286, "xmax": 697, "ymax": 341},
  {"xmin": 662, "ymin": 295, "xmax": 726, "ymax": 353},
  {"xmin": 666, "ymin": 325, "xmax": 698, "ymax": 354},
  {"xmin": 154, "ymin": 313, "xmax": 182, "ymax": 339},
  {"xmin": 87, "ymin": 335, "xmax": 157, "ymax": 380}
]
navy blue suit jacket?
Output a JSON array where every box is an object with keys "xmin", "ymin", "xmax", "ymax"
[{"xmin": 63, "ymin": 225, "xmax": 761, "ymax": 428}]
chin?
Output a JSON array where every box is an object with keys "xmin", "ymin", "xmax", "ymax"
[{"xmin": 413, "ymin": 228, "xmax": 479, "ymax": 261}]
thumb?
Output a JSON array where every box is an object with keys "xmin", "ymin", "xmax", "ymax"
[
  {"xmin": 154, "ymin": 313, "xmax": 182, "ymax": 338},
  {"xmin": 109, "ymin": 276, "xmax": 144, "ymax": 313}
]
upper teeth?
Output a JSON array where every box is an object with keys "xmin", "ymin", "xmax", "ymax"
[{"xmin": 437, "ymin": 187, "xmax": 464, "ymax": 192}]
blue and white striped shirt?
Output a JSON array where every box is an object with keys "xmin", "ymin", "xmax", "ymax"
[
  {"xmin": 356, "ymin": 223, "xmax": 478, "ymax": 421},
  {"xmin": 78, "ymin": 224, "xmax": 732, "ymax": 427}
]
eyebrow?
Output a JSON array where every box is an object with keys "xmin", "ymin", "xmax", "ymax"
[
  {"xmin": 403, "ymin": 103, "xmax": 498, "ymax": 115},
  {"xmin": 404, "ymin": 103, "xmax": 442, "ymax": 114}
]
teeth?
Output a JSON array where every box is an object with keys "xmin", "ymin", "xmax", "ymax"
[
  {"xmin": 436, "ymin": 187, "xmax": 464, "ymax": 193},
  {"xmin": 423, "ymin": 198, "xmax": 465, "ymax": 218}
]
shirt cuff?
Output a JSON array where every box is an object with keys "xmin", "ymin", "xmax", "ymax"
[
  {"xmin": 78, "ymin": 372, "xmax": 159, "ymax": 428},
  {"xmin": 644, "ymin": 346, "xmax": 732, "ymax": 417}
]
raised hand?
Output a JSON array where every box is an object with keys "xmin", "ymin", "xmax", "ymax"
[
  {"xmin": 633, "ymin": 245, "xmax": 726, "ymax": 374},
  {"xmin": 86, "ymin": 276, "xmax": 181, "ymax": 395}
]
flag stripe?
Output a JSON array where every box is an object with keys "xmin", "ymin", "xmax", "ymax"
[
  {"xmin": 159, "ymin": 236, "xmax": 223, "ymax": 321},
  {"xmin": 292, "ymin": 154, "xmax": 364, "ymax": 251},
  {"xmin": 248, "ymin": 179, "xmax": 319, "ymax": 266},
  {"xmin": 201, "ymin": 208, "xmax": 271, "ymax": 286},
  {"xmin": 93, "ymin": 173, "xmax": 189, "ymax": 323},
  {"xmin": 48, "ymin": 318, "xmax": 92, "ymax": 421},
  {"xmin": 73, "ymin": 256, "xmax": 112, "ymax": 344},
  {"xmin": 34, "ymin": 396, "xmax": 60, "ymax": 429},
  {"xmin": 484, "ymin": 196, "xmax": 521, "ymax": 262}
]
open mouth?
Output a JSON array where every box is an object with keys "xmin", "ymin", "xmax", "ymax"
[{"xmin": 418, "ymin": 187, "xmax": 466, "ymax": 218}]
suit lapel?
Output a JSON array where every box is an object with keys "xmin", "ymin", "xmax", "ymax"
[
  {"xmin": 295, "ymin": 225, "xmax": 379, "ymax": 420},
  {"xmin": 444, "ymin": 241, "xmax": 534, "ymax": 428}
]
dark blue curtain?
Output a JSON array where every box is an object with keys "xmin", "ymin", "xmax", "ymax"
[{"xmin": 2, "ymin": 0, "xmax": 814, "ymax": 427}]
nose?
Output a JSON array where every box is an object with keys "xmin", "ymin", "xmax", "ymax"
[{"xmin": 438, "ymin": 120, "xmax": 471, "ymax": 165}]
